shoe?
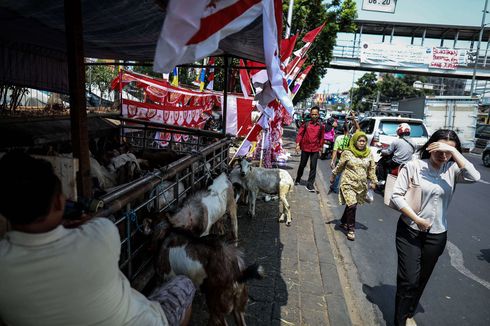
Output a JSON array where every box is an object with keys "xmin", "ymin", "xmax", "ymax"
[
  {"xmin": 406, "ymin": 317, "xmax": 417, "ymax": 326},
  {"xmin": 339, "ymin": 223, "xmax": 348, "ymax": 231},
  {"xmin": 305, "ymin": 185, "xmax": 317, "ymax": 193},
  {"xmin": 294, "ymin": 180, "xmax": 300, "ymax": 185},
  {"xmin": 347, "ymin": 231, "xmax": 355, "ymax": 241}
]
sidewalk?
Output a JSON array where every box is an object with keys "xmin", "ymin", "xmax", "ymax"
[{"xmin": 190, "ymin": 127, "xmax": 351, "ymax": 325}]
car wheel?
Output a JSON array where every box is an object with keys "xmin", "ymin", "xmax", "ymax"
[{"xmin": 484, "ymin": 152, "xmax": 490, "ymax": 167}]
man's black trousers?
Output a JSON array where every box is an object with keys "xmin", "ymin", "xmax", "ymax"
[{"xmin": 296, "ymin": 151, "xmax": 319, "ymax": 188}]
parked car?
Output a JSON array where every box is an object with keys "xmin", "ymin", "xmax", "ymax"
[
  {"xmin": 483, "ymin": 143, "xmax": 490, "ymax": 167},
  {"xmin": 356, "ymin": 116, "xmax": 430, "ymax": 162},
  {"xmin": 476, "ymin": 124, "xmax": 490, "ymax": 140}
]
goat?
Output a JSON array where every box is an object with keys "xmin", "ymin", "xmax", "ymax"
[
  {"xmin": 168, "ymin": 173, "xmax": 238, "ymax": 242},
  {"xmin": 143, "ymin": 217, "xmax": 264, "ymax": 326},
  {"xmin": 90, "ymin": 153, "xmax": 142, "ymax": 193},
  {"xmin": 237, "ymin": 159, "xmax": 294, "ymax": 226},
  {"xmin": 145, "ymin": 180, "xmax": 186, "ymax": 213}
]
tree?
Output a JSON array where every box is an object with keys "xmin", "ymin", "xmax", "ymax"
[
  {"xmin": 286, "ymin": 0, "xmax": 357, "ymax": 104},
  {"xmin": 350, "ymin": 73, "xmax": 431, "ymax": 111},
  {"xmin": 351, "ymin": 72, "xmax": 377, "ymax": 112},
  {"xmin": 85, "ymin": 63, "xmax": 118, "ymax": 107}
]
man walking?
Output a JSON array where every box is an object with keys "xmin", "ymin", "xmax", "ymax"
[{"xmin": 295, "ymin": 106, "xmax": 325, "ymax": 192}]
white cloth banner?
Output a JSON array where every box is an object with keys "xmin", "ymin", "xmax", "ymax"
[{"xmin": 360, "ymin": 43, "xmax": 471, "ymax": 70}]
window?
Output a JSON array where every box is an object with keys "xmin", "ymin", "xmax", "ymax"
[
  {"xmin": 379, "ymin": 121, "xmax": 428, "ymax": 137},
  {"xmin": 359, "ymin": 119, "xmax": 375, "ymax": 134}
]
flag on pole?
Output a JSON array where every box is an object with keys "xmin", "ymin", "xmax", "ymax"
[
  {"xmin": 291, "ymin": 64, "xmax": 313, "ymax": 99},
  {"xmin": 171, "ymin": 67, "xmax": 179, "ymax": 86},
  {"xmin": 153, "ymin": 0, "xmax": 263, "ymax": 73},
  {"xmin": 293, "ymin": 22, "xmax": 325, "ymax": 58},
  {"xmin": 280, "ymin": 34, "xmax": 298, "ymax": 63},
  {"xmin": 239, "ymin": 59, "xmax": 253, "ymax": 97},
  {"xmin": 206, "ymin": 57, "xmax": 216, "ymax": 90},
  {"xmin": 287, "ymin": 56, "xmax": 307, "ymax": 86}
]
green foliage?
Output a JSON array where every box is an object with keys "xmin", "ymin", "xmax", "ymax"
[
  {"xmin": 351, "ymin": 72, "xmax": 378, "ymax": 112},
  {"xmin": 286, "ymin": 0, "xmax": 357, "ymax": 104},
  {"xmin": 85, "ymin": 63, "xmax": 118, "ymax": 106},
  {"xmin": 350, "ymin": 73, "xmax": 430, "ymax": 112}
]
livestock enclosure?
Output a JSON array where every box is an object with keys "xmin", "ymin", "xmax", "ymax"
[{"xmin": 0, "ymin": 109, "xmax": 231, "ymax": 291}]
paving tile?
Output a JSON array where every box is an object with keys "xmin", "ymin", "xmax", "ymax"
[{"xmin": 301, "ymin": 309, "xmax": 329, "ymax": 326}]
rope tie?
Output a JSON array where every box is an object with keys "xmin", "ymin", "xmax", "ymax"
[{"xmin": 127, "ymin": 209, "xmax": 143, "ymax": 233}]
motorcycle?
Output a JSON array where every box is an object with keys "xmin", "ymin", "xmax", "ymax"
[
  {"xmin": 375, "ymin": 151, "xmax": 400, "ymax": 191},
  {"xmin": 320, "ymin": 140, "xmax": 334, "ymax": 160}
]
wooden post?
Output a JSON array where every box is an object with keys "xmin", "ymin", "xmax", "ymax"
[
  {"xmin": 64, "ymin": 0, "xmax": 92, "ymax": 198},
  {"xmin": 222, "ymin": 56, "xmax": 229, "ymax": 136}
]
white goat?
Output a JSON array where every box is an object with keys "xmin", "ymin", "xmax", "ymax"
[
  {"xmin": 238, "ymin": 159, "xmax": 294, "ymax": 226},
  {"xmin": 168, "ymin": 173, "xmax": 238, "ymax": 242}
]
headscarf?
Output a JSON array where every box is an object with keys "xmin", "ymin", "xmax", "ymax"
[{"xmin": 348, "ymin": 131, "xmax": 371, "ymax": 158}]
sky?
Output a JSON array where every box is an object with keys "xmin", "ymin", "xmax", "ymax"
[{"xmin": 318, "ymin": 0, "xmax": 487, "ymax": 94}]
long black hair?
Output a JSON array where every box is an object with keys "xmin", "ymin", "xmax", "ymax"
[{"xmin": 418, "ymin": 129, "xmax": 462, "ymax": 160}]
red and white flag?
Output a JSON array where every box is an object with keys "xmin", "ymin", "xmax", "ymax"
[
  {"xmin": 293, "ymin": 22, "xmax": 325, "ymax": 58},
  {"xmin": 239, "ymin": 59, "xmax": 253, "ymax": 97},
  {"xmin": 153, "ymin": 0, "xmax": 263, "ymax": 73},
  {"xmin": 280, "ymin": 34, "xmax": 298, "ymax": 63},
  {"xmin": 206, "ymin": 57, "xmax": 216, "ymax": 90},
  {"xmin": 291, "ymin": 64, "xmax": 313, "ymax": 99},
  {"xmin": 259, "ymin": 0, "xmax": 293, "ymax": 116}
]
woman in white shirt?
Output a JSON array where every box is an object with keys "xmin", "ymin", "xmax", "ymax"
[{"xmin": 390, "ymin": 129, "xmax": 480, "ymax": 326}]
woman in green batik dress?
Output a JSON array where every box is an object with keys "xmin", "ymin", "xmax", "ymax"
[{"xmin": 329, "ymin": 131, "xmax": 377, "ymax": 241}]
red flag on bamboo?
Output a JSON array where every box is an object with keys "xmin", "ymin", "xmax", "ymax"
[{"xmin": 291, "ymin": 64, "xmax": 313, "ymax": 99}]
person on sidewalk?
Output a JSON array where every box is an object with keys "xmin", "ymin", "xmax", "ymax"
[
  {"xmin": 390, "ymin": 129, "xmax": 480, "ymax": 326},
  {"xmin": 329, "ymin": 131, "xmax": 377, "ymax": 241},
  {"xmin": 295, "ymin": 106, "xmax": 325, "ymax": 192},
  {"xmin": 0, "ymin": 152, "xmax": 195, "ymax": 326},
  {"xmin": 330, "ymin": 112, "xmax": 360, "ymax": 193}
]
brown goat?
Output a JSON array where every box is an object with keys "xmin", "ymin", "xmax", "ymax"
[{"xmin": 143, "ymin": 218, "xmax": 264, "ymax": 326}]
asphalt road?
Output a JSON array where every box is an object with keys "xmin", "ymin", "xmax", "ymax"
[{"xmin": 318, "ymin": 153, "xmax": 490, "ymax": 326}]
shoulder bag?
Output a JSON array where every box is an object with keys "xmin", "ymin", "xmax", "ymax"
[{"xmin": 384, "ymin": 160, "xmax": 421, "ymax": 213}]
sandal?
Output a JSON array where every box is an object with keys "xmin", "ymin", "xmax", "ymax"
[{"xmin": 347, "ymin": 231, "xmax": 355, "ymax": 241}]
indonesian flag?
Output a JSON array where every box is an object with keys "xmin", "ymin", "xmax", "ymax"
[
  {"xmin": 206, "ymin": 57, "xmax": 216, "ymax": 90},
  {"xmin": 153, "ymin": 0, "xmax": 263, "ymax": 73},
  {"xmin": 291, "ymin": 64, "xmax": 313, "ymax": 99},
  {"xmin": 153, "ymin": 0, "xmax": 293, "ymax": 116},
  {"xmin": 225, "ymin": 95, "xmax": 255, "ymax": 136},
  {"xmin": 260, "ymin": 0, "xmax": 293, "ymax": 116},
  {"xmin": 239, "ymin": 59, "xmax": 253, "ymax": 97},
  {"xmin": 293, "ymin": 22, "xmax": 325, "ymax": 58},
  {"xmin": 235, "ymin": 100, "xmax": 274, "ymax": 156},
  {"xmin": 286, "ymin": 56, "xmax": 307, "ymax": 86},
  {"xmin": 280, "ymin": 34, "xmax": 298, "ymax": 63}
]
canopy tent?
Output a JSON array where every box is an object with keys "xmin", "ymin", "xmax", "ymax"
[
  {"xmin": 0, "ymin": 0, "xmax": 289, "ymax": 197},
  {"xmin": 0, "ymin": 0, "xmax": 266, "ymax": 94}
]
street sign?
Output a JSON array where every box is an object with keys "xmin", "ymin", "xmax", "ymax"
[{"xmin": 362, "ymin": 0, "xmax": 397, "ymax": 14}]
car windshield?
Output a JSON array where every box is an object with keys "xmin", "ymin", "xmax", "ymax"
[{"xmin": 379, "ymin": 121, "xmax": 428, "ymax": 137}]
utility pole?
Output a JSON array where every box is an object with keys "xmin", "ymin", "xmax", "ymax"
[
  {"xmin": 285, "ymin": 0, "xmax": 294, "ymax": 38},
  {"xmin": 470, "ymin": 0, "xmax": 489, "ymax": 96}
]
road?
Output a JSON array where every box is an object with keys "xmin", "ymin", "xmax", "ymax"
[{"xmin": 318, "ymin": 153, "xmax": 490, "ymax": 326}]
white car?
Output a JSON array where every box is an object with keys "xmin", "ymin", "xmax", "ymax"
[{"xmin": 356, "ymin": 116, "xmax": 430, "ymax": 162}]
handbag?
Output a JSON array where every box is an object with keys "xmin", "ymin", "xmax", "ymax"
[{"xmin": 384, "ymin": 161, "xmax": 421, "ymax": 213}]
